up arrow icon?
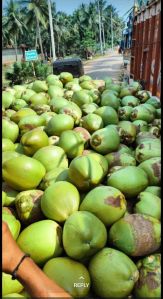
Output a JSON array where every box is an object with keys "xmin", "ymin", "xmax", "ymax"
[{"xmin": 79, "ymin": 276, "xmax": 85, "ymax": 280}]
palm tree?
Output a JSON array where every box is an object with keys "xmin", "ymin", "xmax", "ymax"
[
  {"xmin": 2, "ymin": 16, "xmax": 9, "ymax": 47},
  {"xmin": 4, "ymin": 0, "xmax": 27, "ymax": 60},
  {"xmin": 53, "ymin": 12, "xmax": 70, "ymax": 57},
  {"xmin": 19, "ymin": 0, "xmax": 48, "ymax": 57},
  {"xmin": 48, "ymin": 0, "xmax": 56, "ymax": 61}
]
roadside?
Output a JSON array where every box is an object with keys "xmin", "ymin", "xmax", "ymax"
[
  {"xmin": 2, "ymin": 51, "xmax": 125, "ymax": 87},
  {"xmin": 84, "ymin": 52, "xmax": 124, "ymax": 81}
]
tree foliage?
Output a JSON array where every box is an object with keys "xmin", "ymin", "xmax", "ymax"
[{"xmin": 3, "ymin": 0, "xmax": 125, "ymax": 59}]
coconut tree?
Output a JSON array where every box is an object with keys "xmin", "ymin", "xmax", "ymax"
[
  {"xmin": 53, "ymin": 12, "xmax": 71, "ymax": 57},
  {"xmin": 19, "ymin": 0, "xmax": 48, "ymax": 57},
  {"xmin": 2, "ymin": 16, "xmax": 9, "ymax": 47},
  {"xmin": 3, "ymin": 0, "xmax": 27, "ymax": 60}
]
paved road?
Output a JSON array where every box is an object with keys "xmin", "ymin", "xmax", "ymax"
[{"xmin": 84, "ymin": 52, "xmax": 123, "ymax": 81}]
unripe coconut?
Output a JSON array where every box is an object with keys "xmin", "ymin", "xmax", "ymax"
[
  {"xmin": 43, "ymin": 257, "xmax": 91, "ymax": 298},
  {"xmin": 80, "ymin": 80, "xmax": 96, "ymax": 90},
  {"xmin": 2, "ymin": 151, "xmax": 21, "ymax": 166},
  {"xmin": 138, "ymin": 157, "xmax": 161, "ymax": 186},
  {"xmin": 87, "ymin": 152, "xmax": 108, "ymax": 177},
  {"xmin": 105, "ymin": 83, "xmax": 121, "ymax": 93},
  {"xmin": 18, "ymin": 115, "xmax": 46, "ymax": 136},
  {"xmin": 14, "ymin": 143, "xmax": 25, "ymax": 154},
  {"xmin": 2, "ymin": 191, "xmax": 7, "ymax": 206},
  {"xmin": 93, "ymin": 79, "xmax": 105, "ymax": 92},
  {"xmin": 80, "ymin": 113, "xmax": 103, "ymax": 133},
  {"xmin": 13, "ymin": 85, "xmax": 26, "ymax": 99},
  {"xmin": 3, "ymin": 293, "xmax": 24, "ymax": 297},
  {"xmin": 63, "ymin": 211, "xmax": 107, "ymax": 261},
  {"xmin": 59, "ymin": 102, "xmax": 82, "ymax": 125},
  {"xmin": 72, "ymin": 90, "xmax": 93, "ymax": 107},
  {"xmin": 87, "ymin": 89, "xmax": 101, "ymax": 104},
  {"xmin": 90, "ymin": 126, "xmax": 120, "ymax": 155},
  {"xmin": 65, "ymin": 81, "xmax": 81, "ymax": 91},
  {"xmin": 89, "ymin": 248, "xmax": 139, "ymax": 298},
  {"xmin": 79, "ymin": 75, "xmax": 92, "ymax": 83},
  {"xmin": 146, "ymin": 96, "xmax": 160, "ymax": 109},
  {"xmin": 101, "ymin": 92, "xmax": 120, "ymax": 110},
  {"xmin": 120, "ymin": 87, "xmax": 135, "ymax": 98},
  {"xmin": 33, "ymin": 145, "xmax": 68, "ymax": 172},
  {"xmin": 48, "ymin": 85, "xmax": 64, "ymax": 98},
  {"xmin": 121, "ymin": 95, "xmax": 139, "ymax": 107},
  {"xmin": 95, "ymin": 106, "xmax": 119, "ymax": 126},
  {"xmin": 55, "ymin": 169, "xmax": 69, "ymax": 183},
  {"xmin": 41, "ymin": 181, "xmax": 80, "ymax": 222},
  {"xmin": 59, "ymin": 72, "xmax": 73, "ymax": 84},
  {"xmin": 134, "ymin": 254, "xmax": 161, "ymax": 298},
  {"xmin": 2, "ymin": 91, "xmax": 15, "ymax": 109},
  {"xmin": 118, "ymin": 106, "xmax": 133, "ymax": 120},
  {"xmin": 45, "ymin": 114, "xmax": 74, "ymax": 136},
  {"xmin": 136, "ymin": 90, "xmax": 151, "ymax": 103},
  {"xmin": 2, "ymin": 182, "xmax": 19, "ymax": 206},
  {"xmin": 11, "ymin": 108, "xmax": 36, "ymax": 124},
  {"xmin": 134, "ymin": 192, "xmax": 161, "ymax": 220},
  {"xmin": 107, "ymin": 166, "xmax": 148, "ymax": 198},
  {"xmin": 41, "ymin": 111, "xmax": 56, "ymax": 125},
  {"xmin": 20, "ymin": 128, "xmax": 49, "ymax": 156},
  {"xmin": 152, "ymin": 118, "xmax": 161, "ymax": 129},
  {"xmin": 32, "ymin": 80, "xmax": 48, "ymax": 93},
  {"xmin": 2, "ymin": 273, "xmax": 23, "ymax": 296},
  {"xmin": 2, "ymin": 118, "xmax": 19, "ymax": 143},
  {"xmin": 80, "ymin": 186, "xmax": 127, "ymax": 226},
  {"xmin": 135, "ymin": 141, "xmax": 161, "ymax": 163},
  {"xmin": 102, "ymin": 89, "xmax": 118, "ymax": 97},
  {"xmin": 144, "ymin": 186, "xmax": 161, "ymax": 198},
  {"xmin": 142, "ymin": 103, "xmax": 156, "ymax": 115},
  {"xmin": 58, "ymin": 130, "xmax": 84, "ymax": 159},
  {"xmin": 17, "ymin": 220, "xmax": 63, "ymax": 265},
  {"xmin": 129, "ymin": 81, "xmax": 142, "ymax": 91},
  {"xmin": 50, "ymin": 97, "xmax": 69, "ymax": 113},
  {"xmin": 15, "ymin": 190, "xmax": 44, "ymax": 225},
  {"xmin": 135, "ymin": 131, "xmax": 159, "ymax": 145},
  {"xmin": 105, "ymin": 152, "xmax": 136, "ymax": 169},
  {"xmin": 29, "ymin": 92, "xmax": 49, "ymax": 106},
  {"xmin": 130, "ymin": 105, "xmax": 154, "ymax": 123},
  {"xmin": 118, "ymin": 121, "xmax": 137, "ymax": 144},
  {"xmin": 2, "ymin": 155, "xmax": 46, "ymax": 191},
  {"xmin": 82, "ymin": 103, "xmax": 99, "ymax": 115},
  {"xmin": 22, "ymin": 89, "xmax": 36, "ymax": 102},
  {"xmin": 2, "ymin": 213, "xmax": 21, "ymax": 240},
  {"xmin": 11, "ymin": 99, "xmax": 27, "ymax": 111},
  {"xmin": 68, "ymin": 155, "xmax": 104, "ymax": 191},
  {"xmin": 73, "ymin": 127, "xmax": 91, "ymax": 146},
  {"xmin": 116, "ymin": 143, "xmax": 134, "ymax": 156},
  {"xmin": 108, "ymin": 214, "xmax": 161, "ymax": 256},
  {"xmin": 2, "ymin": 138, "xmax": 15, "ymax": 152},
  {"xmin": 39, "ymin": 167, "xmax": 68, "ymax": 190},
  {"xmin": 148, "ymin": 126, "xmax": 160, "ymax": 138},
  {"xmin": 46, "ymin": 74, "xmax": 60, "ymax": 85},
  {"xmin": 31, "ymin": 104, "xmax": 51, "ymax": 115},
  {"xmin": 4, "ymin": 109, "xmax": 16, "ymax": 119},
  {"xmin": 132, "ymin": 120, "xmax": 148, "ymax": 134}
]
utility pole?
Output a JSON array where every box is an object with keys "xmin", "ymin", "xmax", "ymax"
[
  {"xmin": 48, "ymin": 0, "xmax": 56, "ymax": 61},
  {"xmin": 111, "ymin": 9, "xmax": 114, "ymax": 51},
  {"xmin": 102, "ymin": 22, "xmax": 106, "ymax": 50},
  {"xmin": 97, "ymin": 0, "xmax": 103, "ymax": 55}
]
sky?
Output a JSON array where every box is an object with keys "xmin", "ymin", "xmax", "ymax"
[
  {"xmin": 55, "ymin": 0, "xmax": 134, "ymax": 18},
  {"xmin": 3, "ymin": 0, "xmax": 134, "ymax": 20}
]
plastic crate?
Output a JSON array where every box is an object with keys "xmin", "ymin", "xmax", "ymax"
[{"xmin": 53, "ymin": 58, "xmax": 84, "ymax": 77}]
